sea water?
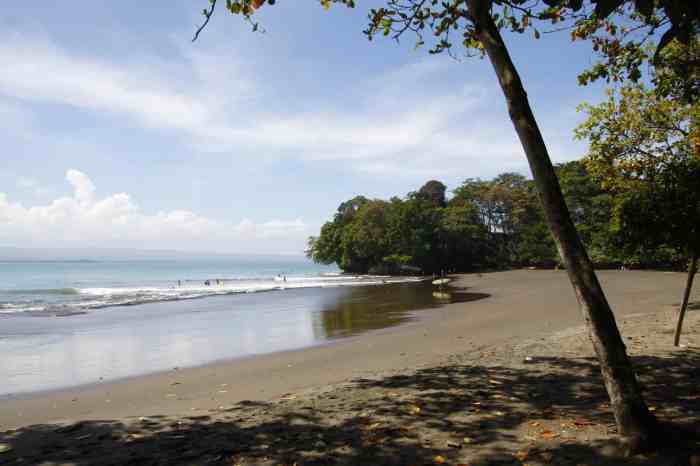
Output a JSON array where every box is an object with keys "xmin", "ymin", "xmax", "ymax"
[
  {"xmin": 0, "ymin": 257, "xmax": 418, "ymax": 315},
  {"xmin": 0, "ymin": 257, "xmax": 433, "ymax": 395}
]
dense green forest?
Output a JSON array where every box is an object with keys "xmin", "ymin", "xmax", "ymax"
[{"xmin": 306, "ymin": 160, "xmax": 687, "ymax": 274}]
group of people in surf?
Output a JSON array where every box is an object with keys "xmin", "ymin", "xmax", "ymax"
[
  {"xmin": 203, "ymin": 279, "xmax": 225, "ymax": 286},
  {"xmin": 174, "ymin": 279, "xmax": 225, "ymax": 287},
  {"xmin": 174, "ymin": 275, "xmax": 289, "ymax": 288}
]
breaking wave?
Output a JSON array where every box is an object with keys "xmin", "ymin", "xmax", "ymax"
[{"xmin": 0, "ymin": 275, "xmax": 424, "ymax": 315}]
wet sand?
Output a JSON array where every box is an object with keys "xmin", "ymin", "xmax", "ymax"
[
  {"xmin": 0, "ymin": 281, "xmax": 485, "ymax": 396},
  {"xmin": 0, "ymin": 269, "xmax": 693, "ymax": 431}
]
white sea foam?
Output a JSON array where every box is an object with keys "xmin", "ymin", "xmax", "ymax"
[{"xmin": 0, "ymin": 275, "xmax": 424, "ymax": 315}]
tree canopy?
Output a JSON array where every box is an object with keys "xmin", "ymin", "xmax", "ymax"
[{"xmin": 306, "ymin": 162, "xmax": 690, "ymax": 275}]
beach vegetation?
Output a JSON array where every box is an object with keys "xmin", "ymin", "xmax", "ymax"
[
  {"xmin": 308, "ymin": 157, "xmax": 693, "ymax": 275},
  {"xmin": 577, "ymin": 39, "xmax": 700, "ymax": 346}
]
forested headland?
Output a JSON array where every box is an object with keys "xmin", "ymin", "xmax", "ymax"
[{"xmin": 306, "ymin": 160, "xmax": 692, "ymax": 275}]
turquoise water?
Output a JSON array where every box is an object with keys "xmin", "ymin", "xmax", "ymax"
[{"xmin": 0, "ymin": 258, "xmax": 418, "ymax": 315}]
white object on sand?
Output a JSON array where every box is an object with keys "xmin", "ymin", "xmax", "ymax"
[{"xmin": 432, "ymin": 278, "xmax": 451, "ymax": 286}]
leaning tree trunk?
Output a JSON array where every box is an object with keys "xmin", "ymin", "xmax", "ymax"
[
  {"xmin": 468, "ymin": 0, "xmax": 658, "ymax": 448},
  {"xmin": 673, "ymin": 252, "xmax": 698, "ymax": 346}
]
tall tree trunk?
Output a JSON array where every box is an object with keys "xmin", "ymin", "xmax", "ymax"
[
  {"xmin": 673, "ymin": 252, "xmax": 698, "ymax": 346},
  {"xmin": 467, "ymin": 0, "xmax": 658, "ymax": 448}
]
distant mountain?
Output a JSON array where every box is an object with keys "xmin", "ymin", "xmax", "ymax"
[{"xmin": 0, "ymin": 247, "xmax": 306, "ymax": 262}]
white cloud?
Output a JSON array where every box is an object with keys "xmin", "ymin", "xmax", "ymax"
[
  {"xmin": 66, "ymin": 169, "xmax": 96, "ymax": 204},
  {"xmin": 0, "ymin": 170, "xmax": 310, "ymax": 252},
  {"xmin": 0, "ymin": 31, "xmax": 535, "ymax": 178},
  {"xmin": 0, "ymin": 35, "xmax": 212, "ymax": 133}
]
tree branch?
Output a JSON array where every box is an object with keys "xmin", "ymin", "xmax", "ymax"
[{"xmin": 193, "ymin": 0, "xmax": 218, "ymax": 42}]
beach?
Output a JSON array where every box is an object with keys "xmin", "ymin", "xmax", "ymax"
[{"xmin": 1, "ymin": 269, "xmax": 698, "ymax": 465}]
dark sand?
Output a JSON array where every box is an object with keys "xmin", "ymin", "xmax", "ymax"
[{"xmin": 0, "ymin": 270, "xmax": 698, "ymax": 465}]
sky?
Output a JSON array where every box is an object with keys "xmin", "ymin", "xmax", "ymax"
[{"xmin": 0, "ymin": 1, "xmax": 609, "ymax": 255}]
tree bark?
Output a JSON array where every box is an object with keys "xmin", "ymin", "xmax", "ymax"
[
  {"xmin": 673, "ymin": 252, "xmax": 698, "ymax": 346},
  {"xmin": 467, "ymin": 0, "xmax": 658, "ymax": 448}
]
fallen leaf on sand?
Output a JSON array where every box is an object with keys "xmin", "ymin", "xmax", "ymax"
[
  {"xmin": 0, "ymin": 443, "xmax": 12, "ymax": 453},
  {"xmin": 539, "ymin": 430, "xmax": 559, "ymax": 440},
  {"xmin": 408, "ymin": 405, "xmax": 421, "ymax": 414},
  {"xmin": 434, "ymin": 455, "xmax": 447, "ymax": 464}
]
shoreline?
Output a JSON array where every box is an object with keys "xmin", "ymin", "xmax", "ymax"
[
  {"xmin": 1, "ymin": 269, "xmax": 694, "ymax": 432},
  {"xmin": 0, "ymin": 281, "xmax": 456, "ymax": 398},
  {"xmin": 0, "ymin": 282, "xmax": 465, "ymax": 423}
]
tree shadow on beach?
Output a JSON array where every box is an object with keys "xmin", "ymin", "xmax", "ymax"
[{"xmin": 1, "ymin": 351, "xmax": 699, "ymax": 466}]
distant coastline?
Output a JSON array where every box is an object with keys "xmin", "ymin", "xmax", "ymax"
[
  {"xmin": 0, "ymin": 246, "xmax": 308, "ymax": 263},
  {"xmin": 0, "ymin": 259, "xmax": 101, "ymax": 264}
]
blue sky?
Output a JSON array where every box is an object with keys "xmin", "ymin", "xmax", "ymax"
[{"xmin": 0, "ymin": 1, "xmax": 608, "ymax": 254}]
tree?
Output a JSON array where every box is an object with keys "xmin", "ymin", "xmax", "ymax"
[
  {"xmin": 577, "ymin": 84, "xmax": 700, "ymax": 346},
  {"xmin": 452, "ymin": 175, "xmax": 557, "ymax": 266},
  {"xmin": 199, "ymin": 0, "xmax": 700, "ymax": 448},
  {"xmin": 343, "ymin": 200, "xmax": 391, "ymax": 273},
  {"xmin": 441, "ymin": 201, "xmax": 492, "ymax": 270},
  {"xmin": 307, "ymin": 195, "xmax": 370, "ymax": 272},
  {"xmin": 416, "ymin": 180, "xmax": 448, "ymax": 208},
  {"xmin": 556, "ymin": 161, "xmax": 615, "ymax": 264},
  {"xmin": 392, "ymin": 192, "xmax": 446, "ymax": 273}
]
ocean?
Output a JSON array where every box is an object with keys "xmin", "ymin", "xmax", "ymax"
[
  {"xmin": 0, "ymin": 257, "xmax": 417, "ymax": 316},
  {"xmin": 0, "ymin": 257, "xmax": 436, "ymax": 395}
]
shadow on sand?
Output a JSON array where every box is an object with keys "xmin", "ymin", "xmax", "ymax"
[{"xmin": 1, "ymin": 350, "xmax": 698, "ymax": 465}]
